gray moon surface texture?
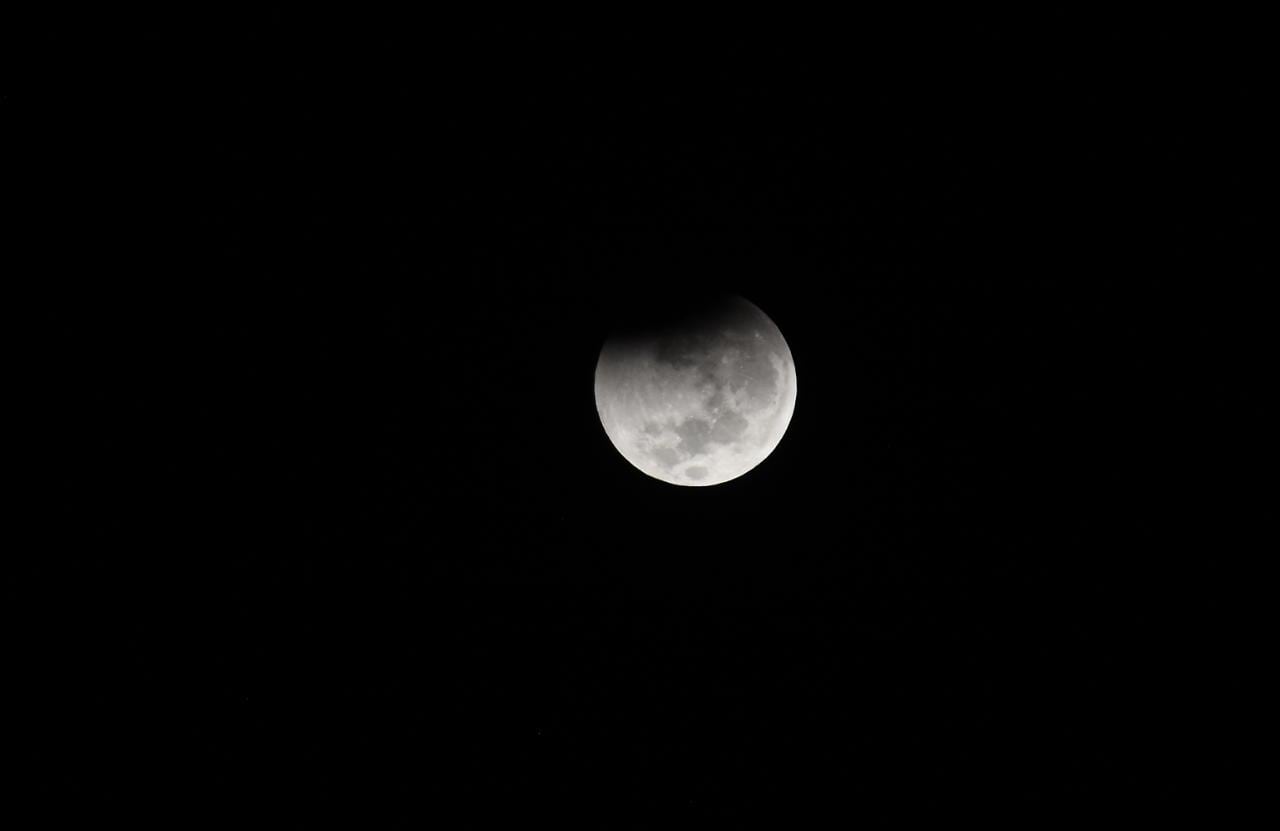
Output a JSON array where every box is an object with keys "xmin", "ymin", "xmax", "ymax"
[{"xmin": 594, "ymin": 295, "xmax": 797, "ymax": 486}]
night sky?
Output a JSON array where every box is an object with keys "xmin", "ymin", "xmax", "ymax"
[{"xmin": 32, "ymin": 19, "xmax": 1260, "ymax": 826}]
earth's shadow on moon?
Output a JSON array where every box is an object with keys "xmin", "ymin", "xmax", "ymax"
[{"xmin": 602, "ymin": 289, "xmax": 746, "ymax": 351}]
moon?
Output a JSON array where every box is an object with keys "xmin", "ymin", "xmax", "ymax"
[{"xmin": 594, "ymin": 294, "xmax": 797, "ymax": 486}]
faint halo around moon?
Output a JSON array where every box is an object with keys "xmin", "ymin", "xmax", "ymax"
[{"xmin": 594, "ymin": 293, "xmax": 797, "ymax": 486}]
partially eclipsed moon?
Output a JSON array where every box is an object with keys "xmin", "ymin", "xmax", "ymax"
[{"xmin": 594, "ymin": 294, "xmax": 797, "ymax": 486}]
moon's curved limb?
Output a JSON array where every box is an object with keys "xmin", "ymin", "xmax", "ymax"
[{"xmin": 594, "ymin": 296, "xmax": 796, "ymax": 486}]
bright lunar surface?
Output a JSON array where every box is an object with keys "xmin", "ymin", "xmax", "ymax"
[{"xmin": 594, "ymin": 294, "xmax": 797, "ymax": 486}]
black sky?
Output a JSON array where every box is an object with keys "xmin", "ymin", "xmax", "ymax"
[{"xmin": 31, "ymin": 19, "xmax": 1262, "ymax": 826}]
